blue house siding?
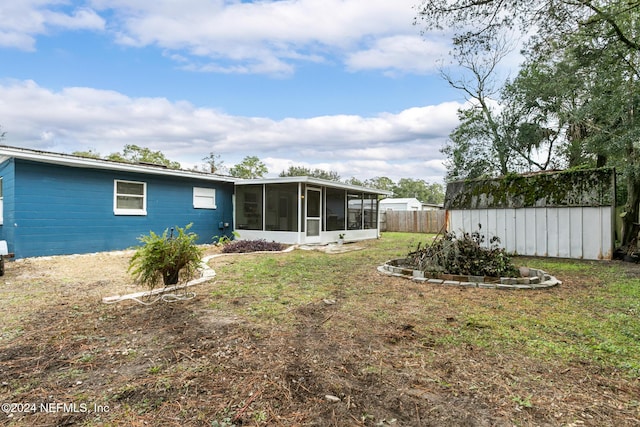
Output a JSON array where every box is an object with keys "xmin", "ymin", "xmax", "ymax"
[
  {"xmin": 0, "ymin": 159, "xmax": 16, "ymax": 253},
  {"xmin": 3, "ymin": 159, "xmax": 234, "ymax": 258}
]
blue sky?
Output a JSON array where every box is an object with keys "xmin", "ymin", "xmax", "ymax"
[{"xmin": 0, "ymin": 0, "xmax": 468, "ymax": 183}]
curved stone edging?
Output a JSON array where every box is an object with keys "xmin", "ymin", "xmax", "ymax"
[{"xmin": 377, "ymin": 259, "xmax": 561, "ymax": 290}]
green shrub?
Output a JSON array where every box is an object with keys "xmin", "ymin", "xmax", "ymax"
[
  {"xmin": 212, "ymin": 231, "xmax": 240, "ymax": 246},
  {"xmin": 128, "ymin": 223, "xmax": 203, "ymax": 290}
]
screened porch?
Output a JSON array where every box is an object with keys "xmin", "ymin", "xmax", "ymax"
[{"xmin": 234, "ymin": 177, "xmax": 391, "ymax": 245}]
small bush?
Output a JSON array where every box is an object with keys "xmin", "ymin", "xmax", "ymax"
[
  {"xmin": 213, "ymin": 231, "xmax": 240, "ymax": 246},
  {"xmin": 221, "ymin": 239, "xmax": 285, "ymax": 254},
  {"xmin": 128, "ymin": 223, "xmax": 203, "ymax": 290},
  {"xmin": 406, "ymin": 227, "xmax": 519, "ymax": 278}
]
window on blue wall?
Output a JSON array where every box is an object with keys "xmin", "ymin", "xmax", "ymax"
[
  {"xmin": 114, "ymin": 180, "xmax": 147, "ymax": 215},
  {"xmin": 193, "ymin": 187, "xmax": 216, "ymax": 209}
]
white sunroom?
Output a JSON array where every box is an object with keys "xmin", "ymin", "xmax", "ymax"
[{"xmin": 234, "ymin": 177, "xmax": 392, "ymax": 245}]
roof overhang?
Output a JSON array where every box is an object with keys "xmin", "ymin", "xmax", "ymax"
[
  {"xmin": 0, "ymin": 145, "xmax": 237, "ymax": 183},
  {"xmin": 235, "ymin": 176, "xmax": 393, "ymax": 196}
]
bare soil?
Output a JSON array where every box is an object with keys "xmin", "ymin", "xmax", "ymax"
[{"xmin": 0, "ymin": 246, "xmax": 639, "ymax": 426}]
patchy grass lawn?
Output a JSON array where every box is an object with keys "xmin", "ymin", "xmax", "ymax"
[{"xmin": 0, "ymin": 233, "xmax": 639, "ymax": 426}]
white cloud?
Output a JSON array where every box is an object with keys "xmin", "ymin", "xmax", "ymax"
[
  {"xmin": 1, "ymin": 0, "xmax": 444, "ymax": 76},
  {"xmin": 43, "ymin": 7, "xmax": 104, "ymax": 30},
  {"xmin": 346, "ymin": 35, "xmax": 450, "ymax": 75},
  {"xmin": 0, "ymin": 79, "xmax": 458, "ymax": 182},
  {"xmin": 0, "ymin": 2, "xmax": 104, "ymax": 50},
  {"xmin": 94, "ymin": 0, "xmax": 416, "ymax": 46},
  {"xmin": 102, "ymin": 0, "xmax": 423, "ymax": 75}
]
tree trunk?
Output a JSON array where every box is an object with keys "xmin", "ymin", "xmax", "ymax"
[
  {"xmin": 622, "ymin": 169, "xmax": 640, "ymax": 247},
  {"xmin": 596, "ymin": 154, "xmax": 607, "ymax": 168}
]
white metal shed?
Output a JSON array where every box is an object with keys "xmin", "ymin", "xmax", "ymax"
[
  {"xmin": 380, "ymin": 197, "xmax": 423, "ymax": 211},
  {"xmin": 445, "ymin": 169, "xmax": 616, "ymax": 260}
]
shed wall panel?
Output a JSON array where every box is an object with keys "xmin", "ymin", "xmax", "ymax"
[
  {"xmin": 494, "ymin": 209, "xmax": 507, "ymax": 250},
  {"xmin": 484, "ymin": 208, "xmax": 496, "ymax": 249},
  {"xmin": 535, "ymin": 208, "xmax": 547, "ymax": 256},
  {"xmin": 525, "ymin": 208, "xmax": 537, "ymax": 255},
  {"xmin": 447, "ymin": 206, "xmax": 613, "ymax": 260},
  {"xmin": 547, "ymin": 208, "xmax": 559, "ymax": 257},
  {"xmin": 557, "ymin": 209, "xmax": 571, "ymax": 258},
  {"xmin": 515, "ymin": 209, "xmax": 526, "ymax": 255},
  {"xmin": 569, "ymin": 209, "xmax": 583, "ymax": 258},
  {"xmin": 504, "ymin": 209, "xmax": 517, "ymax": 252}
]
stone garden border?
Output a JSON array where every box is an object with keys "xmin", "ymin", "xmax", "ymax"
[{"xmin": 378, "ymin": 259, "xmax": 561, "ymax": 290}]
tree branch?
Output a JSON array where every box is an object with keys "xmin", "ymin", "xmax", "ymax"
[{"xmin": 580, "ymin": 0, "xmax": 640, "ymax": 51}]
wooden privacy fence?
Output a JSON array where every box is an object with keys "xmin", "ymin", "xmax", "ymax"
[{"xmin": 380, "ymin": 210, "xmax": 446, "ymax": 233}]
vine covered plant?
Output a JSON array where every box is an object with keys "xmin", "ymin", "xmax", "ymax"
[{"xmin": 406, "ymin": 226, "xmax": 519, "ymax": 278}]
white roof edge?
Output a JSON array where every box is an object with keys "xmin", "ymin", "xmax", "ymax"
[
  {"xmin": 235, "ymin": 176, "xmax": 393, "ymax": 195},
  {"xmin": 380, "ymin": 197, "xmax": 420, "ymax": 203},
  {"xmin": 0, "ymin": 145, "xmax": 237, "ymax": 183}
]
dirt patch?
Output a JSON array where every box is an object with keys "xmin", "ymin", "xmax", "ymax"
[{"xmin": 0, "ymin": 248, "xmax": 639, "ymax": 426}]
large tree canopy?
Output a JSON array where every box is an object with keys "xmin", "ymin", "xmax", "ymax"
[
  {"xmin": 416, "ymin": 1, "xmax": 640, "ymax": 53},
  {"xmin": 417, "ymin": 0, "xmax": 640, "ymax": 244}
]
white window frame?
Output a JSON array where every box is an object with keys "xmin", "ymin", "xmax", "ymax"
[
  {"xmin": 114, "ymin": 180, "xmax": 147, "ymax": 216},
  {"xmin": 193, "ymin": 187, "xmax": 216, "ymax": 209}
]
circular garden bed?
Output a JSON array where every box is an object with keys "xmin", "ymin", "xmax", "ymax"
[{"xmin": 378, "ymin": 258, "xmax": 561, "ymax": 290}]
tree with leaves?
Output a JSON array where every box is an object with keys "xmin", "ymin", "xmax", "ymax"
[
  {"xmin": 437, "ymin": 24, "xmax": 562, "ymax": 180},
  {"xmin": 71, "ymin": 145, "xmax": 182, "ymax": 169},
  {"xmin": 439, "ymin": 35, "xmax": 516, "ymax": 178},
  {"xmin": 417, "ymin": 0, "xmax": 640, "ymax": 245},
  {"xmin": 393, "ymin": 178, "xmax": 445, "ymax": 205},
  {"xmin": 343, "ymin": 177, "xmax": 364, "ymax": 186},
  {"xmin": 202, "ymin": 152, "xmax": 226, "ymax": 174},
  {"xmin": 364, "ymin": 176, "xmax": 396, "ymax": 193},
  {"xmin": 347, "ymin": 176, "xmax": 444, "ymax": 204},
  {"xmin": 495, "ymin": 3, "xmax": 640, "ymax": 244},
  {"xmin": 229, "ymin": 156, "xmax": 267, "ymax": 179},
  {"xmin": 441, "ymin": 107, "xmax": 498, "ymax": 181},
  {"xmin": 106, "ymin": 144, "xmax": 181, "ymax": 169},
  {"xmin": 72, "ymin": 149, "xmax": 101, "ymax": 159},
  {"xmin": 279, "ymin": 166, "xmax": 341, "ymax": 181},
  {"xmin": 416, "ymin": 1, "xmax": 640, "ymax": 54}
]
